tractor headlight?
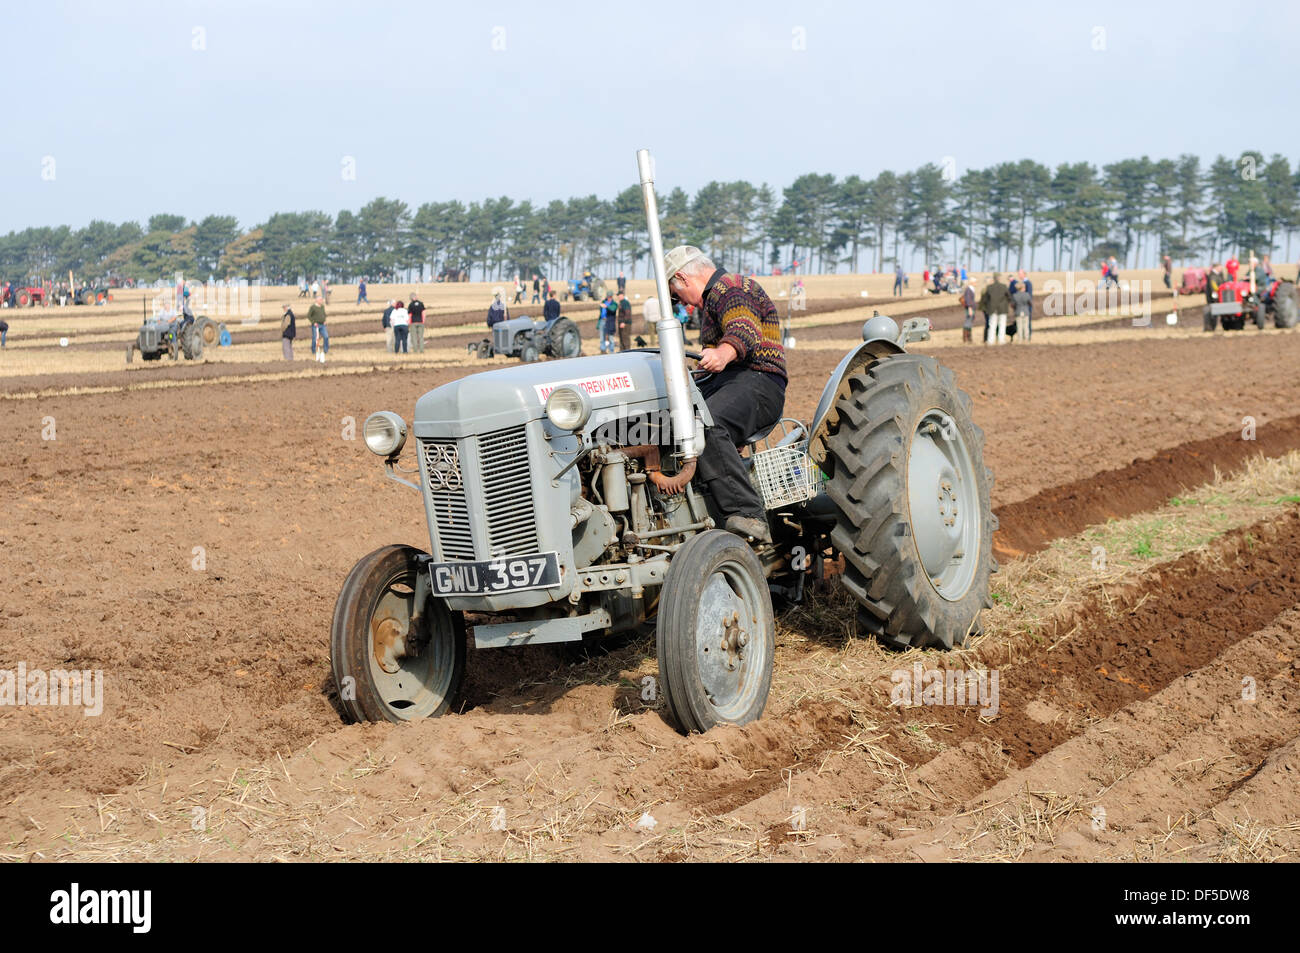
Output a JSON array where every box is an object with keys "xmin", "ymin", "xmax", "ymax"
[
  {"xmin": 363, "ymin": 411, "xmax": 407, "ymax": 457},
  {"xmin": 545, "ymin": 386, "xmax": 592, "ymax": 431}
]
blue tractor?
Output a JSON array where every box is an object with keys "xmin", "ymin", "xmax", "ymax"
[{"xmin": 563, "ymin": 273, "xmax": 607, "ymax": 302}]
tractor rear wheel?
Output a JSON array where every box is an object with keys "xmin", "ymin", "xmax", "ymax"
[
  {"xmin": 656, "ymin": 530, "xmax": 774, "ymax": 733},
  {"xmin": 197, "ymin": 316, "xmax": 219, "ymax": 345},
  {"xmin": 81, "ymin": 290, "xmax": 96, "ymax": 306},
  {"xmin": 330, "ymin": 545, "xmax": 466, "ymax": 723},
  {"xmin": 548, "ymin": 317, "xmax": 581, "ymax": 358},
  {"xmin": 822, "ymin": 354, "xmax": 994, "ymax": 650},
  {"xmin": 1274, "ymin": 281, "xmax": 1298, "ymax": 328}
]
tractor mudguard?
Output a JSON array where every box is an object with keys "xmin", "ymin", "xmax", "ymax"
[{"xmin": 806, "ymin": 337, "xmax": 905, "ymax": 465}]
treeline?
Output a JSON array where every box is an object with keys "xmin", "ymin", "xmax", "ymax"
[{"xmin": 2, "ymin": 151, "xmax": 1296, "ymax": 284}]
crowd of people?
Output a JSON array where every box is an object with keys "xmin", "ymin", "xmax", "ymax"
[{"xmin": 957, "ymin": 271, "xmax": 1034, "ymax": 345}]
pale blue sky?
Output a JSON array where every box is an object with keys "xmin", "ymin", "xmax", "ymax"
[{"xmin": 3, "ymin": 0, "xmax": 1295, "ymax": 232}]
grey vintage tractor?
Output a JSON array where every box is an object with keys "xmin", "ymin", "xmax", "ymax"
[
  {"xmin": 469, "ymin": 313, "xmax": 583, "ymax": 363},
  {"xmin": 332, "ymin": 151, "xmax": 994, "ymax": 734},
  {"xmin": 126, "ymin": 311, "xmax": 225, "ymax": 362}
]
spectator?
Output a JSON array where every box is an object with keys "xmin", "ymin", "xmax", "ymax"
[
  {"xmin": 1162, "ymin": 255, "xmax": 1172, "ymax": 290},
  {"xmin": 0, "ymin": 317, "xmax": 7, "ymax": 348},
  {"xmin": 382, "ymin": 299, "xmax": 395, "ymax": 352},
  {"xmin": 1011, "ymin": 282, "xmax": 1032, "ymax": 342},
  {"xmin": 487, "ymin": 289, "xmax": 507, "ymax": 327},
  {"xmin": 979, "ymin": 273, "xmax": 1010, "ymax": 344},
  {"xmin": 309, "ymin": 278, "xmax": 320, "ymax": 299},
  {"xmin": 616, "ymin": 291, "xmax": 632, "ymax": 350},
  {"xmin": 542, "ymin": 277, "xmax": 551, "ymax": 300},
  {"xmin": 922, "ymin": 267, "xmax": 930, "ymax": 290},
  {"xmin": 531, "ymin": 274, "xmax": 541, "ymax": 304},
  {"xmin": 321, "ymin": 277, "xmax": 331, "ymax": 302},
  {"xmin": 960, "ymin": 264, "xmax": 968, "ymax": 283},
  {"xmin": 893, "ymin": 264, "xmax": 904, "ymax": 297},
  {"xmin": 280, "ymin": 303, "xmax": 296, "ymax": 360},
  {"xmin": 307, "ymin": 294, "xmax": 329, "ymax": 362},
  {"xmin": 599, "ymin": 292, "xmax": 616, "ymax": 353},
  {"xmin": 513, "ymin": 274, "xmax": 524, "ymax": 304},
  {"xmin": 390, "ymin": 300, "xmax": 410, "ymax": 354},
  {"xmin": 961, "ymin": 278, "xmax": 976, "ymax": 343},
  {"xmin": 298, "ymin": 278, "xmax": 309, "ymax": 298},
  {"xmin": 357, "ymin": 277, "xmax": 368, "ymax": 304},
  {"xmin": 407, "ymin": 291, "xmax": 426, "ymax": 353},
  {"xmin": 617, "ymin": 270, "xmax": 627, "ymax": 294}
]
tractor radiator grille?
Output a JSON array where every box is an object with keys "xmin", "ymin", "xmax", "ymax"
[
  {"xmin": 419, "ymin": 427, "xmax": 538, "ymax": 560},
  {"xmin": 420, "ymin": 438, "xmax": 475, "ymax": 561},
  {"xmin": 478, "ymin": 426, "xmax": 539, "ymax": 556}
]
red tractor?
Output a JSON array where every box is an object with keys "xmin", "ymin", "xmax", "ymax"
[
  {"xmin": 1203, "ymin": 274, "xmax": 1298, "ymax": 330},
  {"xmin": 8, "ymin": 284, "xmax": 47, "ymax": 307},
  {"xmin": 1179, "ymin": 267, "xmax": 1207, "ymax": 295}
]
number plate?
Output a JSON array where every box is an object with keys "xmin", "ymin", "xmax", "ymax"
[{"xmin": 428, "ymin": 552, "xmax": 561, "ymax": 596}]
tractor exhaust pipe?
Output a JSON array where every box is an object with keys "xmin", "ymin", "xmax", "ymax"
[{"xmin": 637, "ymin": 149, "xmax": 699, "ymax": 462}]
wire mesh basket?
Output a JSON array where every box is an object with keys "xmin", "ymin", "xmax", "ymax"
[{"xmin": 750, "ymin": 444, "xmax": 821, "ymax": 509}]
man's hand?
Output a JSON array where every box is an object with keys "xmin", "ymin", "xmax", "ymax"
[{"xmin": 697, "ymin": 343, "xmax": 736, "ymax": 372}]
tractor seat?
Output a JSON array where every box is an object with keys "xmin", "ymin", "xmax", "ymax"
[{"xmin": 741, "ymin": 425, "xmax": 775, "ymax": 448}]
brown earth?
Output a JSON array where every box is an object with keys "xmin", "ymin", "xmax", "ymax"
[{"xmin": 2, "ymin": 321, "xmax": 1299, "ymax": 860}]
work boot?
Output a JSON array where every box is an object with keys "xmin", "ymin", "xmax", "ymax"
[
  {"xmin": 962, "ymin": 327, "xmax": 972, "ymax": 343},
  {"xmin": 725, "ymin": 514, "xmax": 772, "ymax": 545}
]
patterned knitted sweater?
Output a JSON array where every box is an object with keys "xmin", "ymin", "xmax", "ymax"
[{"xmin": 700, "ymin": 270, "xmax": 787, "ymax": 384}]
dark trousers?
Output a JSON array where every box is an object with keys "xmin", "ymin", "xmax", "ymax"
[
  {"xmin": 393, "ymin": 325, "xmax": 409, "ymax": 353},
  {"xmin": 695, "ymin": 368, "xmax": 786, "ymax": 520}
]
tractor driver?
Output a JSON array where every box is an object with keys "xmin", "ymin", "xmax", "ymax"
[{"xmin": 662, "ymin": 245, "xmax": 786, "ymax": 545}]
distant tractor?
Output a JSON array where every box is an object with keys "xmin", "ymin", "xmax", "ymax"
[
  {"xmin": 563, "ymin": 275, "xmax": 606, "ymax": 302},
  {"xmin": 1179, "ymin": 267, "xmax": 1207, "ymax": 296},
  {"xmin": 469, "ymin": 313, "xmax": 583, "ymax": 363},
  {"xmin": 1203, "ymin": 277, "xmax": 1299, "ymax": 331},
  {"xmin": 127, "ymin": 312, "xmax": 225, "ymax": 362},
  {"xmin": 74, "ymin": 284, "xmax": 112, "ymax": 305},
  {"xmin": 13, "ymin": 285, "xmax": 47, "ymax": 307}
]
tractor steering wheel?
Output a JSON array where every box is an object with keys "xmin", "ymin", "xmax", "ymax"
[{"xmin": 623, "ymin": 345, "xmax": 713, "ymax": 385}]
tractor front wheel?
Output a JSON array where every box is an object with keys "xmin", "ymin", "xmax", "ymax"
[
  {"xmin": 197, "ymin": 316, "xmax": 219, "ymax": 346},
  {"xmin": 822, "ymin": 354, "xmax": 995, "ymax": 650},
  {"xmin": 656, "ymin": 530, "xmax": 774, "ymax": 733},
  {"xmin": 330, "ymin": 545, "xmax": 466, "ymax": 723}
]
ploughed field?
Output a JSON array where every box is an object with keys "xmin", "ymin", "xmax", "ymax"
[{"xmin": 3, "ymin": 282, "xmax": 1299, "ymax": 861}]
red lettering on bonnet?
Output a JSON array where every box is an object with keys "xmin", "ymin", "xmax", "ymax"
[{"xmin": 534, "ymin": 372, "xmax": 635, "ymax": 402}]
